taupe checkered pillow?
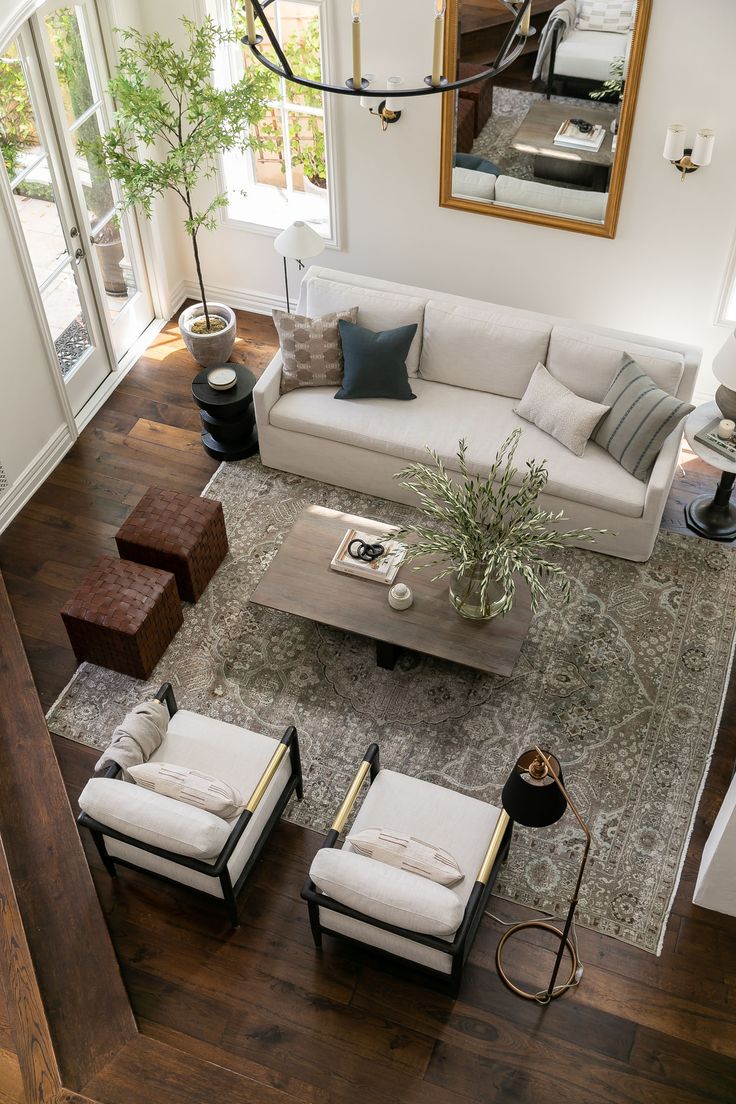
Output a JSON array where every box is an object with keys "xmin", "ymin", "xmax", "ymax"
[
  {"xmin": 275, "ymin": 307, "xmax": 359, "ymax": 394},
  {"xmin": 577, "ymin": 0, "xmax": 634, "ymax": 32}
]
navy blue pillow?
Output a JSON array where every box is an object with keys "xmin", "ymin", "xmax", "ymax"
[{"xmin": 335, "ymin": 320, "xmax": 417, "ymax": 401}]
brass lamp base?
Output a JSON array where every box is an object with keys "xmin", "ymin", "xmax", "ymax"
[{"xmin": 496, "ymin": 919, "xmax": 578, "ymax": 1002}]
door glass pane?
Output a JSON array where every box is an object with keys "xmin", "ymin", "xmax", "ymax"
[
  {"xmin": 42, "ymin": 6, "xmax": 96, "ymax": 126},
  {"xmin": 72, "ymin": 110, "xmax": 114, "ymax": 228},
  {"xmin": 0, "ymin": 41, "xmax": 42, "ymax": 180},
  {"xmin": 92, "ymin": 215, "xmax": 139, "ymax": 316},
  {"xmin": 13, "ymin": 165, "xmax": 68, "ymax": 284},
  {"xmin": 42, "ymin": 263, "xmax": 92, "ymax": 377}
]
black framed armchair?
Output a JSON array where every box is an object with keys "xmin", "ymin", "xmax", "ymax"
[
  {"xmin": 302, "ymin": 745, "xmax": 512, "ymax": 993},
  {"xmin": 78, "ymin": 683, "xmax": 302, "ymax": 925},
  {"xmin": 545, "ymin": 3, "xmax": 632, "ymax": 100}
]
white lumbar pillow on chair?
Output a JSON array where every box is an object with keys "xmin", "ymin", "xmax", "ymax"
[
  {"xmin": 349, "ymin": 828, "xmax": 464, "ymax": 887},
  {"xmin": 128, "ymin": 761, "xmax": 243, "ymax": 819}
]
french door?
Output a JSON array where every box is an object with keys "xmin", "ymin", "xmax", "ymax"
[{"xmin": 1, "ymin": 1, "xmax": 154, "ymax": 416}]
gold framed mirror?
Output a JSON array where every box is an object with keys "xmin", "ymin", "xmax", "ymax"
[{"xmin": 439, "ymin": 0, "xmax": 651, "ymax": 238}]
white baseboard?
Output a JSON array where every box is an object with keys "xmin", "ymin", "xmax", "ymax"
[
  {"xmin": 0, "ymin": 424, "xmax": 74, "ymax": 534},
  {"xmin": 176, "ymin": 280, "xmax": 288, "ymax": 318}
]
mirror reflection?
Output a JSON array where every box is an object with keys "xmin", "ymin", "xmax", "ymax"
[{"xmin": 445, "ymin": 0, "xmax": 647, "ymax": 230}]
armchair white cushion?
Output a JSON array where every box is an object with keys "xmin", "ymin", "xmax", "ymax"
[
  {"xmin": 310, "ymin": 848, "xmax": 464, "ymax": 935},
  {"xmin": 554, "ymin": 28, "xmax": 628, "ymax": 82},
  {"xmin": 79, "ymin": 776, "xmax": 231, "ymax": 859}
]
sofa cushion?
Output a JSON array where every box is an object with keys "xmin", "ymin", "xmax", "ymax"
[
  {"xmin": 452, "ymin": 166, "xmax": 496, "ymax": 201},
  {"xmin": 515, "ymin": 363, "xmax": 610, "ymax": 456},
  {"xmin": 310, "ymin": 847, "xmax": 464, "ymax": 936},
  {"xmin": 305, "ymin": 276, "xmax": 425, "ymax": 377},
  {"xmin": 336, "ymin": 320, "xmax": 417, "ymax": 401},
  {"xmin": 547, "ymin": 325, "xmax": 686, "ymax": 402},
  {"xmin": 418, "ymin": 299, "xmax": 551, "ymax": 398},
  {"xmin": 495, "ymin": 176, "xmax": 607, "ymax": 221},
  {"xmin": 593, "ymin": 355, "xmax": 694, "ymax": 481},
  {"xmin": 269, "ymin": 379, "xmax": 647, "ymax": 517},
  {"xmin": 554, "ymin": 28, "xmax": 628, "ymax": 81},
  {"xmin": 79, "ymin": 776, "xmax": 231, "ymax": 859}
]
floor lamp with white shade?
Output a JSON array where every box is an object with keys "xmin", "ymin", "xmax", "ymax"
[{"xmin": 274, "ymin": 221, "xmax": 325, "ymax": 312}]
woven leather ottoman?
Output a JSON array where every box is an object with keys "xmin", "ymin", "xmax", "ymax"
[
  {"xmin": 61, "ymin": 557, "xmax": 182, "ymax": 679},
  {"xmin": 115, "ymin": 487, "xmax": 228, "ymax": 603}
]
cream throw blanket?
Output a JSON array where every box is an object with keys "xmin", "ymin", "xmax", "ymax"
[
  {"xmin": 532, "ymin": 0, "xmax": 578, "ymax": 81},
  {"xmin": 95, "ymin": 699, "xmax": 169, "ymax": 778}
]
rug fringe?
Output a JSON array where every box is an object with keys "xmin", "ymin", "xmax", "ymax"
[{"xmin": 656, "ymin": 601, "xmax": 736, "ymax": 956}]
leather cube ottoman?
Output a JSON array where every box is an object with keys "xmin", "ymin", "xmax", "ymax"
[
  {"xmin": 458, "ymin": 62, "xmax": 494, "ymax": 136},
  {"xmin": 61, "ymin": 556, "xmax": 182, "ymax": 679},
  {"xmin": 115, "ymin": 487, "xmax": 228, "ymax": 603}
]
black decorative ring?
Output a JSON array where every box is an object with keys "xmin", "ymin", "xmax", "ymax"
[{"xmin": 348, "ymin": 539, "xmax": 385, "ymax": 562}]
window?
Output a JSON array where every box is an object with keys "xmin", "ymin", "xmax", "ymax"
[{"xmin": 219, "ymin": 0, "xmax": 333, "ymax": 240}]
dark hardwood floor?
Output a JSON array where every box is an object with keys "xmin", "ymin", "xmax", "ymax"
[{"xmin": 0, "ymin": 308, "xmax": 735, "ymax": 1104}]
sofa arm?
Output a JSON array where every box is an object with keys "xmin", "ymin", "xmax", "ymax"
[
  {"xmin": 253, "ymin": 351, "xmax": 283, "ymax": 430},
  {"xmin": 643, "ymin": 424, "xmax": 685, "ymax": 520}
]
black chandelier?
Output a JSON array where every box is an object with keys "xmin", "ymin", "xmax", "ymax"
[{"xmin": 241, "ymin": 0, "xmax": 533, "ymax": 100}]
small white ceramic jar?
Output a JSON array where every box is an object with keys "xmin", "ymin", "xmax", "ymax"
[{"xmin": 388, "ymin": 582, "xmax": 413, "ymax": 610}]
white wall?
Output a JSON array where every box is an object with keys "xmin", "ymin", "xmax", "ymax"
[{"xmin": 138, "ymin": 0, "xmax": 736, "ymax": 401}]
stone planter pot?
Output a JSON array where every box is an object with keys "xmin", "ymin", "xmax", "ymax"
[{"xmin": 179, "ymin": 301, "xmax": 236, "ymax": 368}]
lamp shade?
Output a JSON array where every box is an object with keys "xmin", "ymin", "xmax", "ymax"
[
  {"xmin": 713, "ymin": 330, "xmax": 736, "ymax": 389},
  {"xmin": 274, "ymin": 220, "xmax": 325, "ymax": 261},
  {"xmin": 501, "ymin": 749, "xmax": 567, "ymax": 828}
]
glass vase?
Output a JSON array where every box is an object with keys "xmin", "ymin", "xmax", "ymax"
[{"xmin": 449, "ymin": 562, "xmax": 506, "ymax": 621}]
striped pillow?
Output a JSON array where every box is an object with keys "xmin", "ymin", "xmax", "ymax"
[
  {"xmin": 577, "ymin": 0, "xmax": 635, "ymax": 32},
  {"xmin": 349, "ymin": 828, "xmax": 464, "ymax": 887},
  {"xmin": 128, "ymin": 762, "xmax": 243, "ymax": 819},
  {"xmin": 593, "ymin": 356, "xmax": 693, "ymax": 481}
]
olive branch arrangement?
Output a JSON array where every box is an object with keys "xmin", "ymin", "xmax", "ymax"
[{"xmin": 390, "ymin": 430, "xmax": 607, "ymax": 616}]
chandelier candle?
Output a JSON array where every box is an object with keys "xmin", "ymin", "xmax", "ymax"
[
  {"xmin": 432, "ymin": 0, "xmax": 445, "ymax": 86},
  {"xmin": 245, "ymin": 0, "xmax": 256, "ymax": 43},
  {"xmin": 520, "ymin": 0, "xmax": 530, "ymax": 35},
  {"xmin": 351, "ymin": 0, "xmax": 362, "ymax": 90}
]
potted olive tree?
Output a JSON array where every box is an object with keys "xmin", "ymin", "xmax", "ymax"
[
  {"xmin": 82, "ymin": 17, "xmax": 271, "ymax": 366},
  {"xmin": 392, "ymin": 430, "xmax": 606, "ymax": 621}
]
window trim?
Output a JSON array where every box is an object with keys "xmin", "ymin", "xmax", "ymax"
[{"xmin": 209, "ymin": 0, "xmax": 339, "ymax": 249}]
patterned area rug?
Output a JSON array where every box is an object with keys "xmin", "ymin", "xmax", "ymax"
[{"xmin": 48, "ymin": 459, "xmax": 736, "ymax": 954}]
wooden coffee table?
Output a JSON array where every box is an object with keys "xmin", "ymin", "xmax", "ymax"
[
  {"xmin": 250, "ymin": 505, "xmax": 531, "ymax": 676},
  {"xmin": 511, "ymin": 100, "xmax": 618, "ymax": 190}
]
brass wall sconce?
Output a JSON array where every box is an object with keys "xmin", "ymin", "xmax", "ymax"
[
  {"xmin": 362, "ymin": 76, "xmax": 403, "ymax": 131},
  {"xmin": 663, "ymin": 124, "xmax": 715, "ymax": 179}
]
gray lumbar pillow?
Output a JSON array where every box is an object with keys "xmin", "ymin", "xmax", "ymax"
[
  {"xmin": 514, "ymin": 363, "xmax": 609, "ymax": 457},
  {"xmin": 274, "ymin": 307, "xmax": 359, "ymax": 393},
  {"xmin": 593, "ymin": 355, "xmax": 694, "ymax": 481}
]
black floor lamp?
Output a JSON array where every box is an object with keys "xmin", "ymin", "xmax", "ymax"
[
  {"xmin": 273, "ymin": 220, "xmax": 325, "ymax": 313},
  {"xmin": 496, "ymin": 746, "xmax": 591, "ymax": 1003}
]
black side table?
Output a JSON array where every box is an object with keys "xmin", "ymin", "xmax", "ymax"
[
  {"xmin": 684, "ymin": 402, "xmax": 736, "ymax": 542},
  {"xmin": 191, "ymin": 364, "xmax": 258, "ymax": 461}
]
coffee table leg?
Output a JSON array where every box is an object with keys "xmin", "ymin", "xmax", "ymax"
[
  {"xmin": 376, "ymin": 640, "xmax": 401, "ymax": 670},
  {"xmin": 685, "ymin": 471, "xmax": 736, "ymax": 541}
]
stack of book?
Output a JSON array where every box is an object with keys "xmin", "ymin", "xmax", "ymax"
[
  {"xmin": 553, "ymin": 119, "xmax": 606, "ymax": 152},
  {"xmin": 694, "ymin": 419, "xmax": 736, "ymax": 463},
  {"xmin": 330, "ymin": 528, "xmax": 406, "ymax": 585}
]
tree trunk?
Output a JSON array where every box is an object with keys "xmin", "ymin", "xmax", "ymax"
[{"xmin": 185, "ymin": 191, "xmax": 210, "ymax": 330}]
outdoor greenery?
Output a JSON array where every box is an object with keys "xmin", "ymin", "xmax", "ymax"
[
  {"xmin": 391, "ymin": 431, "xmax": 604, "ymax": 618},
  {"xmin": 0, "ymin": 46, "xmax": 36, "ymax": 180},
  {"xmin": 81, "ymin": 16, "xmax": 271, "ymax": 329}
]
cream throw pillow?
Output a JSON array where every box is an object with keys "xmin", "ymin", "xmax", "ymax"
[
  {"xmin": 577, "ymin": 0, "xmax": 635, "ymax": 33},
  {"xmin": 349, "ymin": 827, "xmax": 464, "ymax": 888},
  {"xmin": 129, "ymin": 761, "xmax": 243, "ymax": 820},
  {"xmin": 514, "ymin": 363, "xmax": 609, "ymax": 457}
]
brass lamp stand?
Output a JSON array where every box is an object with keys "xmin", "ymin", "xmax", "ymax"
[{"xmin": 495, "ymin": 746, "xmax": 591, "ymax": 1003}]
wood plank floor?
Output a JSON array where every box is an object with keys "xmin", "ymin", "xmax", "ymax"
[{"xmin": 1, "ymin": 308, "xmax": 735, "ymax": 1104}]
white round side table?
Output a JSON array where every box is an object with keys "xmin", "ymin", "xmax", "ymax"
[{"xmin": 684, "ymin": 401, "xmax": 736, "ymax": 542}]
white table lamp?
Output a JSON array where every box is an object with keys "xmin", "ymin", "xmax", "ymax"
[
  {"xmin": 712, "ymin": 329, "xmax": 736, "ymax": 420},
  {"xmin": 274, "ymin": 221, "xmax": 325, "ymax": 313}
]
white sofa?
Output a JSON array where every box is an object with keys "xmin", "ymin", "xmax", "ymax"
[
  {"xmin": 451, "ymin": 167, "xmax": 608, "ymax": 222},
  {"xmin": 254, "ymin": 268, "xmax": 700, "ymax": 562}
]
